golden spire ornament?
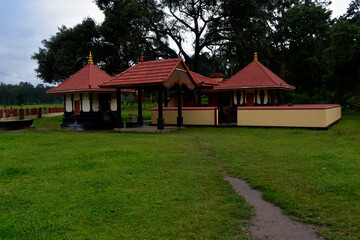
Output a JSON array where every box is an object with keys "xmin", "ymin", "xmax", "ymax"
[
  {"xmin": 88, "ymin": 51, "xmax": 94, "ymax": 64},
  {"xmin": 254, "ymin": 52, "xmax": 258, "ymax": 62}
]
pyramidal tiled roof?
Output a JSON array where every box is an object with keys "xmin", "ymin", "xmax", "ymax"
[
  {"xmin": 47, "ymin": 64, "xmax": 114, "ymax": 94},
  {"xmin": 215, "ymin": 61, "xmax": 295, "ymax": 90}
]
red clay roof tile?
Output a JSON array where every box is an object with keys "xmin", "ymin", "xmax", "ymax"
[
  {"xmin": 101, "ymin": 58, "xmax": 184, "ymax": 87},
  {"xmin": 208, "ymin": 72, "xmax": 226, "ymax": 79},
  {"xmin": 215, "ymin": 61, "xmax": 295, "ymax": 90},
  {"xmin": 47, "ymin": 64, "xmax": 114, "ymax": 94},
  {"xmin": 189, "ymin": 71, "xmax": 219, "ymax": 86}
]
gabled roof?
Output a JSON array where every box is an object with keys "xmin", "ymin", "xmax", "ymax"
[
  {"xmin": 208, "ymin": 72, "xmax": 226, "ymax": 79},
  {"xmin": 215, "ymin": 61, "xmax": 295, "ymax": 90},
  {"xmin": 189, "ymin": 71, "xmax": 219, "ymax": 87},
  {"xmin": 47, "ymin": 63, "xmax": 115, "ymax": 95},
  {"xmin": 101, "ymin": 58, "xmax": 198, "ymax": 90}
]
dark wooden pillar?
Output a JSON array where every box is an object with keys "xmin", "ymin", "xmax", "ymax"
[
  {"xmin": 89, "ymin": 93, "xmax": 93, "ymax": 112},
  {"xmin": 116, "ymin": 88, "xmax": 124, "ymax": 128},
  {"xmin": 80, "ymin": 93, "xmax": 83, "ymax": 113},
  {"xmin": 197, "ymin": 88, "xmax": 202, "ymax": 107},
  {"xmin": 254, "ymin": 90, "xmax": 258, "ymax": 105},
  {"xmin": 71, "ymin": 94, "xmax": 74, "ymax": 113},
  {"xmin": 63, "ymin": 95, "xmax": 66, "ymax": 112},
  {"xmin": 272, "ymin": 89, "xmax": 276, "ymax": 106},
  {"xmin": 260, "ymin": 90, "xmax": 265, "ymax": 105},
  {"xmin": 267, "ymin": 90, "xmax": 272, "ymax": 106},
  {"xmin": 236, "ymin": 91, "xmax": 240, "ymax": 106},
  {"xmin": 177, "ymin": 87, "xmax": 183, "ymax": 127},
  {"xmin": 157, "ymin": 88, "xmax": 164, "ymax": 130},
  {"xmin": 164, "ymin": 89, "xmax": 168, "ymax": 107},
  {"xmin": 242, "ymin": 90, "xmax": 246, "ymax": 106},
  {"xmin": 137, "ymin": 88, "xmax": 143, "ymax": 127}
]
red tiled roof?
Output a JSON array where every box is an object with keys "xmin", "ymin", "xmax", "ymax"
[
  {"xmin": 101, "ymin": 58, "xmax": 188, "ymax": 88},
  {"xmin": 215, "ymin": 61, "xmax": 295, "ymax": 90},
  {"xmin": 189, "ymin": 71, "xmax": 219, "ymax": 86},
  {"xmin": 208, "ymin": 72, "xmax": 226, "ymax": 79},
  {"xmin": 47, "ymin": 64, "xmax": 115, "ymax": 94}
]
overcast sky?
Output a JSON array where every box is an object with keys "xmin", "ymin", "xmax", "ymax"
[{"xmin": 0, "ymin": 0, "xmax": 353, "ymax": 86}]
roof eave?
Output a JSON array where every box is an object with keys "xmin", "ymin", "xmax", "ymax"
[
  {"xmin": 214, "ymin": 86, "xmax": 296, "ymax": 91},
  {"xmin": 47, "ymin": 88, "xmax": 116, "ymax": 95}
]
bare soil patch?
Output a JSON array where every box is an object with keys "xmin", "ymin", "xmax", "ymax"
[{"xmin": 225, "ymin": 176, "xmax": 325, "ymax": 240}]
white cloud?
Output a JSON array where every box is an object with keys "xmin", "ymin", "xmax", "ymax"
[
  {"xmin": 0, "ymin": 0, "xmax": 104, "ymax": 85},
  {"xmin": 329, "ymin": 0, "xmax": 352, "ymax": 18}
]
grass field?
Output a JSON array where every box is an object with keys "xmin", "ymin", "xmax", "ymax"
[{"xmin": 0, "ymin": 111, "xmax": 359, "ymax": 239}]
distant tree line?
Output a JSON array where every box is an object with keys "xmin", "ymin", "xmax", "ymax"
[
  {"xmin": 32, "ymin": 0, "xmax": 360, "ymax": 106},
  {"xmin": 0, "ymin": 82, "xmax": 62, "ymax": 106}
]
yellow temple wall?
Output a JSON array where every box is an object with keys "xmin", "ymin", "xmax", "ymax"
[
  {"xmin": 151, "ymin": 107, "xmax": 218, "ymax": 126},
  {"xmin": 237, "ymin": 105, "xmax": 341, "ymax": 128}
]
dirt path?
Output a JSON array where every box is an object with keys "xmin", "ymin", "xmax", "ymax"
[{"xmin": 225, "ymin": 176, "xmax": 325, "ymax": 240}]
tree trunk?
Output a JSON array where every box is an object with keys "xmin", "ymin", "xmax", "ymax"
[{"xmin": 307, "ymin": 91, "xmax": 313, "ymax": 104}]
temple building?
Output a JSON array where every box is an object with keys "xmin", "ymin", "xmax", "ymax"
[
  {"xmin": 47, "ymin": 52, "xmax": 133, "ymax": 129},
  {"xmin": 48, "ymin": 52, "xmax": 341, "ymax": 130},
  {"xmin": 203, "ymin": 53, "xmax": 296, "ymax": 123}
]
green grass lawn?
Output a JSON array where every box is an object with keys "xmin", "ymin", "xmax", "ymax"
[{"xmin": 1, "ymin": 111, "xmax": 359, "ymax": 239}]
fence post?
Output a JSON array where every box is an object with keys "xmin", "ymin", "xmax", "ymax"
[
  {"xmin": 38, "ymin": 108, "xmax": 42, "ymax": 118},
  {"xmin": 19, "ymin": 108, "xmax": 24, "ymax": 120}
]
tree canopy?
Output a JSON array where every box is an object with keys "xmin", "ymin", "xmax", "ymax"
[{"xmin": 32, "ymin": 0, "xmax": 360, "ymax": 104}]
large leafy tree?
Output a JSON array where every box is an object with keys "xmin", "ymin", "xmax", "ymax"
[
  {"xmin": 97, "ymin": 0, "xmax": 177, "ymax": 75},
  {"xmin": 278, "ymin": 1, "xmax": 331, "ymax": 103},
  {"xmin": 325, "ymin": 0, "xmax": 360, "ymax": 105},
  {"xmin": 32, "ymin": 18, "xmax": 101, "ymax": 84},
  {"xmin": 220, "ymin": 0, "xmax": 275, "ymax": 75}
]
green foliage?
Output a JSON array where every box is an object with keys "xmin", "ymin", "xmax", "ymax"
[
  {"xmin": 32, "ymin": 18, "xmax": 101, "ymax": 83},
  {"xmin": 325, "ymin": 3, "xmax": 360, "ymax": 104},
  {"xmin": 32, "ymin": 0, "xmax": 360, "ymax": 105},
  {"xmin": 273, "ymin": 1, "xmax": 332, "ymax": 103},
  {"xmin": 0, "ymin": 82, "xmax": 61, "ymax": 106},
  {"xmin": 15, "ymin": 91, "xmax": 26, "ymax": 106}
]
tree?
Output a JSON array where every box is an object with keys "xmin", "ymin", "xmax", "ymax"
[
  {"xmin": 325, "ymin": 0, "xmax": 360, "ymax": 104},
  {"xmin": 98, "ymin": 0, "xmax": 177, "ymax": 75},
  {"xmin": 278, "ymin": 1, "xmax": 331, "ymax": 103},
  {"xmin": 15, "ymin": 91, "xmax": 26, "ymax": 106},
  {"xmin": 32, "ymin": 18, "xmax": 101, "ymax": 84},
  {"xmin": 219, "ymin": 0, "xmax": 275, "ymax": 75}
]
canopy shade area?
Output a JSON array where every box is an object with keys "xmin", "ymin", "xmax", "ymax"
[{"xmin": 100, "ymin": 58, "xmax": 208, "ymax": 130}]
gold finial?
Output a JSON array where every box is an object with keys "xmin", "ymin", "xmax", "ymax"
[
  {"xmin": 254, "ymin": 52, "xmax": 258, "ymax": 62},
  {"xmin": 88, "ymin": 51, "xmax": 94, "ymax": 64}
]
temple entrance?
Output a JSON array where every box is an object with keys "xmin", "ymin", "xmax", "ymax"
[
  {"xmin": 246, "ymin": 93, "xmax": 255, "ymax": 106},
  {"xmin": 217, "ymin": 95, "xmax": 236, "ymax": 124},
  {"xmin": 74, "ymin": 100, "xmax": 80, "ymax": 115},
  {"xmin": 99, "ymin": 94, "xmax": 111, "ymax": 111}
]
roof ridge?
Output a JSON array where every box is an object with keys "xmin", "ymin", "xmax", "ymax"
[
  {"xmin": 48, "ymin": 64, "xmax": 91, "ymax": 91},
  {"xmin": 256, "ymin": 62, "xmax": 281, "ymax": 86},
  {"xmin": 139, "ymin": 57, "xmax": 182, "ymax": 64},
  {"xmin": 164, "ymin": 58, "xmax": 185, "ymax": 82}
]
